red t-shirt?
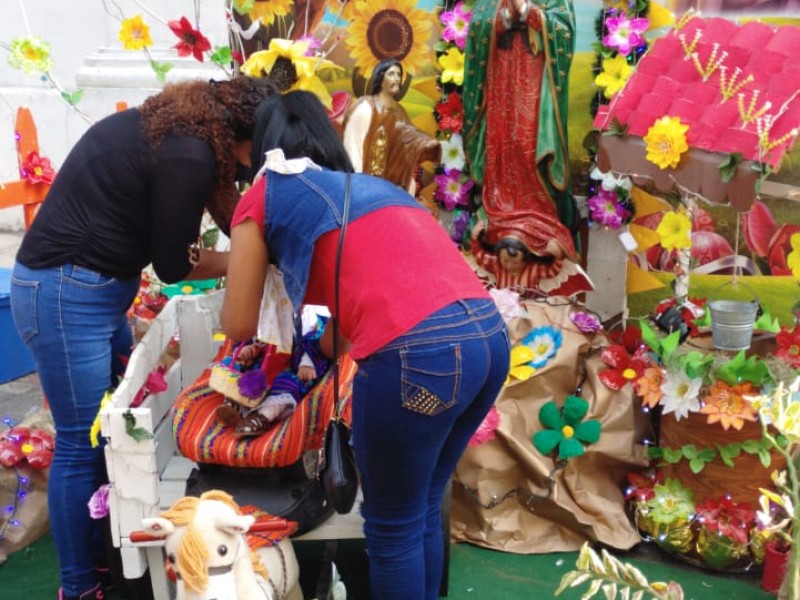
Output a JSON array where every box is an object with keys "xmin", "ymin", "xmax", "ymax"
[{"xmin": 232, "ymin": 176, "xmax": 489, "ymax": 359}]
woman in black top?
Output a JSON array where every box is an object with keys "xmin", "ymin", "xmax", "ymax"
[{"xmin": 11, "ymin": 76, "xmax": 276, "ymax": 600}]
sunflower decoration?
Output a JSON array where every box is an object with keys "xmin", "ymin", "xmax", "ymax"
[
  {"xmin": 242, "ymin": 38, "xmax": 341, "ymax": 109},
  {"xmin": 644, "ymin": 115, "xmax": 689, "ymax": 170},
  {"xmin": 327, "ymin": 0, "xmax": 357, "ymax": 22},
  {"xmin": 345, "ymin": 0, "xmax": 435, "ymax": 79},
  {"xmin": 118, "ymin": 15, "xmax": 153, "ymax": 51},
  {"xmin": 241, "ymin": 0, "xmax": 295, "ymax": 27}
]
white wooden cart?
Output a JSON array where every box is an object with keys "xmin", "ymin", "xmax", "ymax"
[{"xmin": 99, "ymin": 291, "xmax": 364, "ymax": 599}]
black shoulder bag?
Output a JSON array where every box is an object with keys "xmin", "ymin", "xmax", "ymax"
[{"xmin": 319, "ymin": 172, "xmax": 359, "ymax": 515}]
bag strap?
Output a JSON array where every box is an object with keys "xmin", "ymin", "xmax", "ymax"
[{"xmin": 332, "ymin": 172, "xmax": 352, "ymax": 421}]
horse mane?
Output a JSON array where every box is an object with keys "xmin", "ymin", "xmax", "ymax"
[{"xmin": 161, "ymin": 490, "xmax": 269, "ymax": 592}]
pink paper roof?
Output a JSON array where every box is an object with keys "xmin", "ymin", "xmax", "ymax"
[{"xmin": 594, "ymin": 17, "xmax": 800, "ymax": 169}]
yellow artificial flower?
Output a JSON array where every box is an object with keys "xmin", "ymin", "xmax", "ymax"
[
  {"xmin": 656, "ymin": 210, "xmax": 691, "ymax": 250},
  {"xmin": 595, "ymin": 55, "xmax": 632, "ymax": 99},
  {"xmin": 246, "ymin": 0, "xmax": 294, "ymax": 26},
  {"xmin": 345, "ymin": 0, "xmax": 434, "ymax": 78},
  {"xmin": 7, "ymin": 35, "xmax": 53, "ymax": 76},
  {"xmin": 644, "ymin": 116, "xmax": 689, "ymax": 170},
  {"xmin": 787, "ymin": 232, "xmax": 800, "ymax": 281},
  {"xmin": 438, "ymin": 47, "xmax": 465, "ymax": 86},
  {"xmin": 119, "ymin": 15, "xmax": 153, "ymax": 51},
  {"xmin": 327, "ymin": 0, "xmax": 356, "ymax": 21},
  {"xmin": 242, "ymin": 38, "xmax": 340, "ymax": 109},
  {"xmin": 647, "ymin": 2, "xmax": 676, "ymax": 31},
  {"xmin": 90, "ymin": 392, "xmax": 114, "ymax": 448}
]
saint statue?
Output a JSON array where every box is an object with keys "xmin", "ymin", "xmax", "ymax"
[
  {"xmin": 463, "ymin": 0, "xmax": 593, "ymax": 297},
  {"xmin": 342, "ymin": 59, "xmax": 441, "ymax": 195}
]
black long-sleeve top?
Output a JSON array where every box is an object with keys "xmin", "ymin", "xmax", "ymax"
[{"xmin": 16, "ymin": 109, "xmax": 215, "ymax": 283}]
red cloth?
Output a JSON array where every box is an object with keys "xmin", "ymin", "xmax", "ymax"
[{"xmin": 233, "ymin": 178, "xmax": 488, "ymax": 359}]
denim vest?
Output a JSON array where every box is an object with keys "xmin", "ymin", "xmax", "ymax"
[{"xmin": 264, "ymin": 169, "xmax": 424, "ymax": 307}]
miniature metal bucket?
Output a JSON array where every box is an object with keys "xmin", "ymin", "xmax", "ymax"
[{"xmin": 709, "ymin": 299, "xmax": 758, "ymax": 351}]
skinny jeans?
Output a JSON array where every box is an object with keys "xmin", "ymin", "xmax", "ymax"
[
  {"xmin": 10, "ymin": 262, "xmax": 138, "ymax": 596},
  {"xmin": 352, "ymin": 298, "xmax": 509, "ymax": 599}
]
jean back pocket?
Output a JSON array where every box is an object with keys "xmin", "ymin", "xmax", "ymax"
[
  {"xmin": 400, "ymin": 343, "xmax": 462, "ymax": 416},
  {"xmin": 10, "ymin": 278, "xmax": 39, "ymax": 343}
]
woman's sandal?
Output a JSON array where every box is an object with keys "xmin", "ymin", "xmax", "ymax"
[
  {"xmin": 215, "ymin": 401, "xmax": 244, "ymax": 428},
  {"xmin": 235, "ymin": 411, "xmax": 274, "ymax": 437}
]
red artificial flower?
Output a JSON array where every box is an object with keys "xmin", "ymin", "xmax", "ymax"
[
  {"xmin": 599, "ymin": 345, "xmax": 652, "ymax": 390},
  {"xmin": 776, "ymin": 325, "xmax": 800, "ymax": 369},
  {"xmin": 695, "ymin": 497, "xmax": 756, "ymax": 545},
  {"xmin": 131, "ymin": 365, "xmax": 169, "ymax": 408},
  {"xmin": 624, "ymin": 469, "xmax": 664, "ymax": 503},
  {"xmin": 0, "ymin": 426, "xmax": 55, "ymax": 469},
  {"xmin": 769, "ymin": 224, "xmax": 800, "ymax": 276},
  {"xmin": 436, "ymin": 92, "xmax": 464, "ymax": 134},
  {"xmin": 168, "ymin": 16, "xmax": 211, "ymax": 62},
  {"xmin": 607, "ymin": 323, "xmax": 643, "ymax": 355},
  {"xmin": 20, "ymin": 150, "xmax": 56, "ymax": 185}
]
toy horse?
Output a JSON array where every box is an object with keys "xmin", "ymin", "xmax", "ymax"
[{"xmin": 139, "ymin": 490, "xmax": 302, "ymax": 600}]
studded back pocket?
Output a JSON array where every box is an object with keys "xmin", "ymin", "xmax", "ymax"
[{"xmin": 400, "ymin": 343, "xmax": 462, "ymax": 416}]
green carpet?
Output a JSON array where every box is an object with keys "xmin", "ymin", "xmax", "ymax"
[{"xmin": 0, "ymin": 533, "xmax": 774, "ymax": 599}]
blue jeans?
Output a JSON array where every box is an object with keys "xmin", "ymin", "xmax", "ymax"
[
  {"xmin": 352, "ymin": 298, "xmax": 509, "ymax": 599},
  {"xmin": 10, "ymin": 263, "xmax": 139, "ymax": 596}
]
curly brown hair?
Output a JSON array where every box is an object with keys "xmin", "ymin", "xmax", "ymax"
[{"xmin": 139, "ymin": 77, "xmax": 277, "ymax": 234}]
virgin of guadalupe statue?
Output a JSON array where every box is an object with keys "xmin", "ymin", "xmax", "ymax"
[
  {"xmin": 463, "ymin": 0, "xmax": 592, "ymax": 297},
  {"xmin": 342, "ymin": 59, "xmax": 441, "ymax": 195}
]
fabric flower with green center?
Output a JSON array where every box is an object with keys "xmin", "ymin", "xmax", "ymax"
[
  {"xmin": 533, "ymin": 395, "xmax": 601, "ymax": 460},
  {"xmin": 7, "ymin": 35, "xmax": 53, "ymax": 76},
  {"xmin": 594, "ymin": 55, "xmax": 632, "ymax": 99},
  {"xmin": 644, "ymin": 116, "xmax": 689, "ymax": 169},
  {"xmin": 656, "ymin": 210, "xmax": 692, "ymax": 251},
  {"xmin": 647, "ymin": 478, "xmax": 695, "ymax": 524}
]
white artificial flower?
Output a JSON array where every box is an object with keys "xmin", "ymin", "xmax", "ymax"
[
  {"xmin": 441, "ymin": 134, "xmax": 466, "ymax": 171},
  {"xmin": 659, "ymin": 370, "xmax": 702, "ymax": 421},
  {"xmin": 589, "ymin": 166, "xmax": 632, "ymax": 192}
]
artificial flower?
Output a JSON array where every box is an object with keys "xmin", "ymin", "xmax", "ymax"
[
  {"xmin": 587, "ymin": 189, "xmax": 631, "ymax": 229},
  {"xmin": 90, "ymin": 392, "xmax": 114, "ymax": 448},
  {"xmin": 522, "ymin": 326, "xmax": 562, "ymax": 369},
  {"xmin": 436, "ymin": 92, "xmax": 464, "ymax": 134},
  {"xmin": 608, "ymin": 323, "xmax": 644, "ymax": 355},
  {"xmin": 507, "ymin": 345, "xmax": 537, "ymax": 382},
  {"xmin": 88, "ymin": 484, "xmax": 112, "ymax": 519},
  {"xmin": 644, "ymin": 116, "xmax": 689, "ymax": 170},
  {"xmin": 569, "ymin": 311, "xmax": 602, "ymax": 335},
  {"xmin": 434, "ymin": 168, "xmax": 474, "ymax": 210},
  {"xmin": 131, "ymin": 365, "xmax": 169, "ymax": 408},
  {"xmin": 700, "ymin": 381, "xmax": 758, "ymax": 430},
  {"xmin": 776, "ymin": 325, "xmax": 800, "ymax": 369},
  {"xmin": 656, "ymin": 210, "xmax": 692, "ymax": 251},
  {"xmin": 659, "ymin": 370, "xmax": 702, "ymax": 421},
  {"xmin": 788, "ymin": 232, "xmax": 800, "ymax": 281},
  {"xmin": 589, "ymin": 166, "xmax": 633, "ymax": 193},
  {"xmin": 438, "ymin": 46, "xmax": 465, "ymax": 86},
  {"xmin": 695, "ymin": 497, "xmax": 755, "ymax": 545},
  {"xmin": 20, "ymin": 151, "xmax": 56, "ymax": 185},
  {"xmin": 0, "ymin": 426, "xmax": 54, "ymax": 469},
  {"xmin": 327, "ymin": 0, "xmax": 357, "ymax": 21},
  {"xmin": 603, "ymin": 12, "xmax": 649, "ymax": 56},
  {"xmin": 598, "ymin": 345, "xmax": 651, "ymax": 390},
  {"xmin": 468, "ymin": 406, "xmax": 500, "ymax": 447},
  {"xmin": 345, "ymin": 0, "xmax": 434, "ymax": 77},
  {"xmin": 118, "ymin": 15, "xmax": 153, "ymax": 51},
  {"xmin": 168, "ymin": 16, "xmax": 212, "ymax": 62},
  {"xmin": 635, "ymin": 366, "xmax": 665, "ymax": 409},
  {"xmin": 450, "ymin": 210, "xmax": 470, "ymax": 244},
  {"xmin": 7, "ymin": 35, "xmax": 53, "ymax": 75},
  {"xmin": 297, "ymin": 35, "xmax": 322, "ymax": 56},
  {"xmin": 242, "ymin": 38, "xmax": 340, "ymax": 109},
  {"xmin": 244, "ymin": 0, "xmax": 293, "ymax": 25},
  {"xmin": 595, "ymin": 55, "xmax": 632, "ymax": 99},
  {"xmin": 625, "ymin": 469, "xmax": 665, "ymax": 503},
  {"xmin": 440, "ymin": 1, "xmax": 472, "ymax": 50},
  {"xmin": 647, "ymin": 478, "xmax": 695, "ymax": 524},
  {"xmin": 440, "ymin": 134, "xmax": 466, "ymax": 171},
  {"xmin": 533, "ymin": 395, "xmax": 602, "ymax": 460},
  {"xmin": 489, "ymin": 288, "xmax": 523, "ymax": 323}
]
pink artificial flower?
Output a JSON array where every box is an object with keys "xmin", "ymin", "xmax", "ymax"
[
  {"xmin": 434, "ymin": 168, "xmax": 474, "ymax": 211},
  {"xmin": 570, "ymin": 311, "xmax": 602, "ymax": 334},
  {"xmin": 20, "ymin": 150, "xmax": 56, "ymax": 185},
  {"xmin": 468, "ymin": 406, "xmax": 500, "ymax": 447},
  {"xmin": 297, "ymin": 35, "xmax": 322, "ymax": 56},
  {"xmin": 587, "ymin": 189, "xmax": 631, "ymax": 229},
  {"xmin": 131, "ymin": 365, "xmax": 169, "ymax": 408},
  {"xmin": 168, "ymin": 16, "xmax": 211, "ymax": 62},
  {"xmin": 603, "ymin": 12, "xmax": 649, "ymax": 56},
  {"xmin": 440, "ymin": 1, "xmax": 472, "ymax": 50},
  {"xmin": 88, "ymin": 484, "xmax": 112, "ymax": 519}
]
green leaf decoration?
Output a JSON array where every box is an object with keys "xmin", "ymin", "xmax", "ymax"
[
  {"xmin": 695, "ymin": 307, "xmax": 711, "ymax": 328},
  {"xmin": 758, "ymin": 448, "xmax": 772, "ymax": 468},
  {"xmin": 698, "ymin": 448, "xmax": 716, "ymax": 461},
  {"xmin": 210, "ymin": 46, "xmax": 232, "ymax": 67},
  {"xmin": 689, "ymin": 458, "xmax": 706, "ymax": 474},
  {"xmin": 574, "ymin": 420, "xmax": 602, "ymax": 444},
  {"xmin": 150, "ymin": 60, "xmax": 174, "ymax": 83},
  {"xmin": 433, "ymin": 40, "xmax": 449, "ymax": 54},
  {"xmin": 754, "ymin": 307, "xmax": 781, "ymax": 333},
  {"xmin": 741, "ymin": 439, "xmax": 762, "ymax": 454},
  {"xmin": 639, "ymin": 320, "xmax": 660, "ymax": 355},
  {"xmin": 663, "ymin": 448, "xmax": 683, "ymax": 464},
  {"xmin": 681, "ymin": 444, "xmax": 698, "ymax": 459},
  {"xmin": 533, "ymin": 429, "xmax": 562, "ymax": 455},
  {"xmin": 638, "ymin": 321, "xmax": 681, "ymax": 362},
  {"xmin": 679, "ymin": 351, "xmax": 714, "ymax": 380},
  {"xmin": 61, "ymin": 89, "xmax": 84, "ymax": 106},
  {"xmin": 539, "ymin": 401, "xmax": 564, "ymax": 429},
  {"xmin": 716, "ymin": 351, "xmax": 769, "ymax": 386},
  {"xmin": 647, "ymin": 447, "xmax": 663, "ymax": 459},
  {"xmin": 123, "ymin": 410, "xmax": 153, "ymax": 443},
  {"xmin": 718, "ymin": 152, "xmax": 743, "ymax": 183}
]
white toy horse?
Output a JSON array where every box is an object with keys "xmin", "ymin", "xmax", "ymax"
[{"xmin": 139, "ymin": 490, "xmax": 302, "ymax": 600}]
